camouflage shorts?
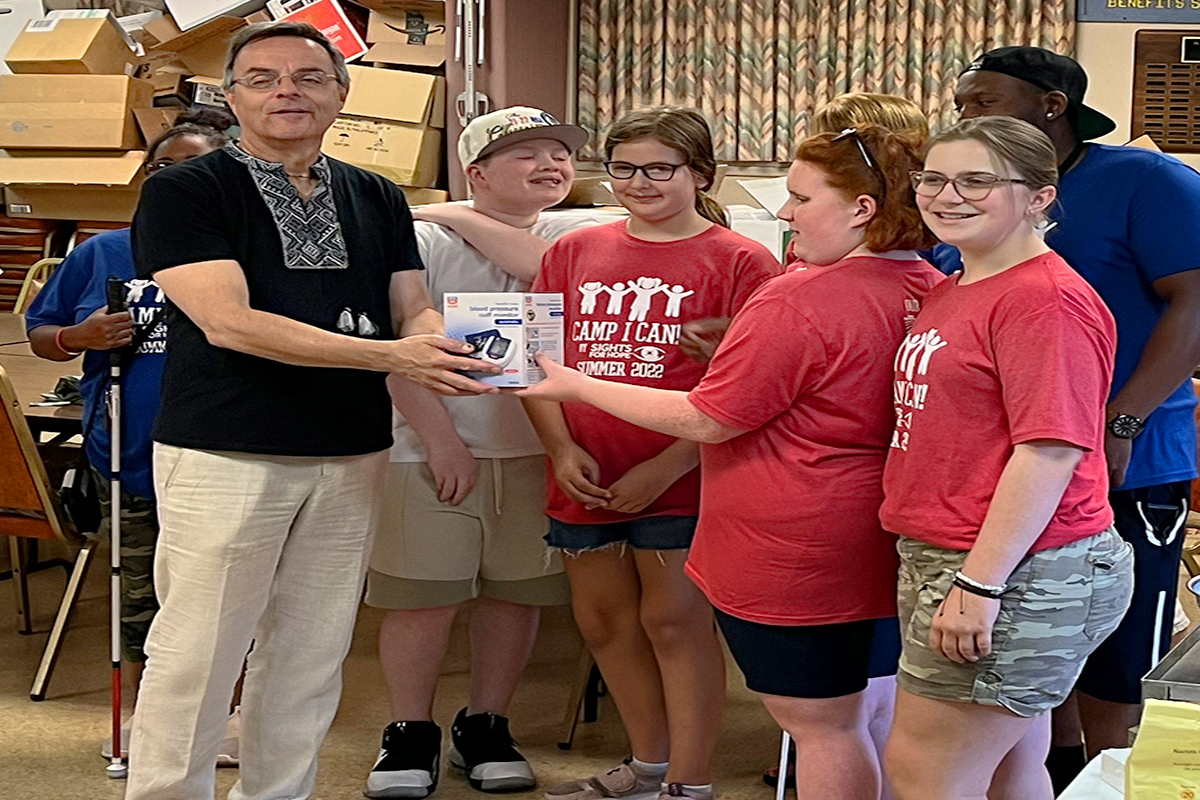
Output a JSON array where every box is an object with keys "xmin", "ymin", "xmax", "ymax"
[
  {"xmin": 92, "ymin": 471, "xmax": 160, "ymax": 663},
  {"xmin": 896, "ymin": 527, "xmax": 1134, "ymax": 716}
]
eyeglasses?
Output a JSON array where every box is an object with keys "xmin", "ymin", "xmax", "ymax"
[
  {"xmin": 910, "ymin": 171, "xmax": 1030, "ymax": 201},
  {"xmin": 603, "ymin": 161, "xmax": 687, "ymax": 181},
  {"xmin": 230, "ymin": 72, "xmax": 340, "ymax": 91},
  {"xmin": 833, "ymin": 128, "xmax": 879, "ymax": 171}
]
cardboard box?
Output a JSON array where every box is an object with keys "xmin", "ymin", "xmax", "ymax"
[
  {"xmin": 0, "ymin": 74, "xmax": 153, "ymax": 149},
  {"xmin": 443, "ymin": 292, "xmax": 564, "ymax": 387},
  {"xmin": 0, "ymin": 150, "xmax": 145, "ymax": 222},
  {"xmin": 165, "ymin": 0, "xmax": 267, "ymax": 33},
  {"xmin": 400, "ymin": 186, "xmax": 447, "ymax": 205},
  {"xmin": 323, "ymin": 115, "xmax": 440, "ymax": 186},
  {"xmin": 279, "ymin": 0, "xmax": 366, "ymax": 62},
  {"xmin": 0, "ymin": 0, "xmax": 47, "ymax": 77},
  {"xmin": 364, "ymin": 3, "xmax": 444, "ymax": 68},
  {"xmin": 342, "ymin": 64, "xmax": 443, "ymax": 126},
  {"xmin": 5, "ymin": 11, "xmax": 140, "ymax": 75},
  {"xmin": 133, "ymin": 107, "xmax": 183, "ymax": 143},
  {"xmin": 148, "ymin": 15, "xmax": 244, "ymax": 79}
]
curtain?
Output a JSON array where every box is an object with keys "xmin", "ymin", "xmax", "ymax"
[{"xmin": 576, "ymin": 0, "xmax": 1076, "ymax": 162}]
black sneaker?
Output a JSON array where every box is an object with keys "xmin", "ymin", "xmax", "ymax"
[
  {"xmin": 365, "ymin": 720, "xmax": 442, "ymax": 799},
  {"xmin": 448, "ymin": 708, "xmax": 536, "ymax": 792}
]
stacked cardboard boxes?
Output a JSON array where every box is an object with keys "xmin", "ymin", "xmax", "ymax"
[
  {"xmin": 0, "ymin": 9, "xmax": 152, "ymax": 223},
  {"xmin": 0, "ymin": 212, "xmax": 59, "ymax": 312}
]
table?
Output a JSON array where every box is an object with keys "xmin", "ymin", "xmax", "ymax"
[
  {"xmin": 0, "ymin": 312, "xmax": 83, "ymax": 433},
  {"xmin": 1059, "ymin": 751, "xmax": 1127, "ymax": 799}
]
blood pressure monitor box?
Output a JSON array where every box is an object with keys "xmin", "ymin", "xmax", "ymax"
[{"xmin": 443, "ymin": 292, "xmax": 565, "ymax": 387}]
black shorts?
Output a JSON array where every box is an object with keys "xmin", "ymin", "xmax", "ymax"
[
  {"xmin": 715, "ymin": 611, "xmax": 900, "ymax": 699},
  {"xmin": 1075, "ymin": 480, "xmax": 1191, "ymax": 704}
]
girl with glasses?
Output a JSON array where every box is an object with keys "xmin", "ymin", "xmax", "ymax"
[
  {"xmin": 881, "ymin": 116, "xmax": 1134, "ymax": 799},
  {"xmin": 522, "ymin": 122, "xmax": 943, "ymax": 800},
  {"xmin": 523, "ymin": 107, "xmax": 780, "ymax": 800}
]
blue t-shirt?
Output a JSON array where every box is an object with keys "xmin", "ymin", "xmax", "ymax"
[
  {"xmin": 927, "ymin": 145, "xmax": 1200, "ymax": 490},
  {"xmin": 25, "ymin": 229, "xmax": 167, "ymax": 499}
]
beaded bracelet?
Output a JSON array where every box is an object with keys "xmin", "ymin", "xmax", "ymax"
[{"xmin": 54, "ymin": 327, "xmax": 81, "ymax": 357}]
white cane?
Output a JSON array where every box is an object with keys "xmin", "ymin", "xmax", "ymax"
[{"xmin": 104, "ymin": 277, "xmax": 128, "ymax": 780}]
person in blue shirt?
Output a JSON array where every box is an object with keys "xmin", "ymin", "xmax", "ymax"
[
  {"xmin": 946, "ymin": 46, "xmax": 1200, "ymax": 790},
  {"xmin": 24, "ymin": 110, "xmax": 235, "ymax": 761}
]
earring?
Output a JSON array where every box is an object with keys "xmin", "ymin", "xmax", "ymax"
[{"xmin": 1046, "ymin": 112, "xmax": 1054, "ymax": 119}]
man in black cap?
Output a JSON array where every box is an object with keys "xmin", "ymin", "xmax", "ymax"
[{"xmin": 949, "ymin": 45, "xmax": 1200, "ymax": 789}]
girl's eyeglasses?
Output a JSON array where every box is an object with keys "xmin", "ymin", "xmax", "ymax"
[
  {"xmin": 910, "ymin": 171, "xmax": 1029, "ymax": 201},
  {"xmin": 603, "ymin": 162, "xmax": 686, "ymax": 181}
]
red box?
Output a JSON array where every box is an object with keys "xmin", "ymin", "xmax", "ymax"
[{"xmin": 279, "ymin": 0, "xmax": 367, "ymax": 62}]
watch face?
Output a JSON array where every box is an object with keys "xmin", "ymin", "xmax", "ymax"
[{"xmin": 1109, "ymin": 414, "xmax": 1143, "ymax": 439}]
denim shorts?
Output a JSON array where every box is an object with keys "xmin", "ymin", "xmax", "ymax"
[{"xmin": 545, "ymin": 515, "xmax": 698, "ymax": 551}]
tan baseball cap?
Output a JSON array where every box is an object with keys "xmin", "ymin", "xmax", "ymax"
[{"xmin": 458, "ymin": 106, "xmax": 588, "ymax": 168}]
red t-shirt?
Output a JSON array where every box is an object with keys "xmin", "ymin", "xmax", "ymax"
[
  {"xmin": 880, "ymin": 252, "xmax": 1117, "ymax": 551},
  {"xmin": 686, "ymin": 255, "xmax": 944, "ymax": 625},
  {"xmin": 533, "ymin": 220, "xmax": 781, "ymax": 524}
]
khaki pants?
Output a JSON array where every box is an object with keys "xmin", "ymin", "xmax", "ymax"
[{"xmin": 126, "ymin": 445, "xmax": 387, "ymax": 800}]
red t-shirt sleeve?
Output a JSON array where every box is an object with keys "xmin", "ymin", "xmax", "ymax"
[
  {"xmin": 689, "ymin": 285, "xmax": 825, "ymax": 431},
  {"xmin": 729, "ymin": 249, "xmax": 784, "ymax": 312},
  {"xmin": 994, "ymin": 304, "xmax": 1112, "ymax": 450},
  {"xmin": 532, "ymin": 240, "xmax": 566, "ymax": 293}
]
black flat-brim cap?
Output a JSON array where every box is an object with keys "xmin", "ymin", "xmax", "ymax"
[{"xmin": 962, "ymin": 46, "xmax": 1117, "ymax": 141}]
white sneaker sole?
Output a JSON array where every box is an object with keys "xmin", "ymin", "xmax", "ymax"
[
  {"xmin": 449, "ymin": 747, "xmax": 536, "ymax": 792},
  {"xmin": 365, "ymin": 769, "xmax": 436, "ymax": 799}
]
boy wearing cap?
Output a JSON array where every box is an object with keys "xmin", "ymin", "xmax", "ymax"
[
  {"xmin": 950, "ymin": 45, "xmax": 1200, "ymax": 782},
  {"xmin": 364, "ymin": 107, "xmax": 603, "ymax": 799}
]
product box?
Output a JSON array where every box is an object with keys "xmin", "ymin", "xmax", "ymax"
[
  {"xmin": 189, "ymin": 75, "xmax": 227, "ymax": 107},
  {"xmin": 147, "ymin": 14, "xmax": 245, "ymax": 78},
  {"xmin": 364, "ymin": 2, "xmax": 444, "ymax": 68},
  {"xmin": 0, "ymin": 74, "xmax": 153, "ymax": 149},
  {"xmin": 0, "ymin": 150, "xmax": 146, "ymax": 222},
  {"xmin": 5, "ymin": 10, "xmax": 140, "ymax": 75},
  {"xmin": 322, "ymin": 64, "xmax": 444, "ymax": 186},
  {"xmin": 133, "ymin": 107, "xmax": 183, "ymax": 142},
  {"xmin": 443, "ymin": 292, "xmax": 564, "ymax": 387},
  {"xmin": 279, "ymin": 0, "xmax": 366, "ymax": 62}
]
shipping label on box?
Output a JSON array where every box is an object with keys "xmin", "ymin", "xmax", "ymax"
[
  {"xmin": 443, "ymin": 293, "xmax": 564, "ymax": 387},
  {"xmin": 323, "ymin": 116, "xmax": 440, "ymax": 186},
  {"xmin": 189, "ymin": 76, "xmax": 227, "ymax": 107}
]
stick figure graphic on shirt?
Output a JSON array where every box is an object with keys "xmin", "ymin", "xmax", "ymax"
[
  {"xmin": 126, "ymin": 279, "xmax": 164, "ymax": 304},
  {"xmin": 604, "ymin": 281, "xmax": 634, "ymax": 315},
  {"xmin": 579, "ymin": 281, "xmax": 605, "ymax": 314},
  {"xmin": 628, "ymin": 277, "xmax": 665, "ymax": 322},
  {"xmin": 662, "ymin": 285, "xmax": 695, "ymax": 317}
]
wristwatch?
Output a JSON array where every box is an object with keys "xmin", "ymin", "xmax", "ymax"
[{"xmin": 1107, "ymin": 413, "xmax": 1145, "ymax": 439}]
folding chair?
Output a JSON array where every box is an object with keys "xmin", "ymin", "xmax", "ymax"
[
  {"xmin": 14, "ymin": 257, "xmax": 63, "ymax": 315},
  {"xmin": 0, "ymin": 364, "xmax": 96, "ymax": 700},
  {"xmin": 558, "ymin": 646, "xmax": 606, "ymax": 750}
]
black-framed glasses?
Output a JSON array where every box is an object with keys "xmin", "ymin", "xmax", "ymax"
[
  {"xmin": 910, "ymin": 171, "xmax": 1030, "ymax": 201},
  {"xmin": 230, "ymin": 71, "xmax": 340, "ymax": 91},
  {"xmin": 603, "ymin": 161, "xmax": 687, "ymax": 181},
  {"xmin": 144, "ymin": 159, "xmax": 174, "ymax": 176}
]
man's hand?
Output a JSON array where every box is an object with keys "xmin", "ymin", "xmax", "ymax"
[
  {"xmin": 427, "ymin": 438, "xmax": 477, "ymax": 505},
  {"xmin": 549, "ymin": 442, "xmax": 612, "ymax": 507},
  {"xmin": 679, "ymin": 317, "xmax": 731, "ymax": 363},
  {"xmin": 604, "ymin": 458, "xmax": 680, "ymax": 514},
  {"xmin": 1105, "ymin": 431, "xmax": 1132, "ymax": 490},
  {"xmin": 62, "ymin": 308, "xmax": 134, "ymax": 352},
  {"xmin": 516, "ymin": 353, "xmax": 590, "ymax": 403},
  {"xmin": 929, "ymin": 586, "xmax": 1001, "ymax": 664},
  {"xmin": 387, "ymin": 334, "xmax": 499, "ymax": 396}
]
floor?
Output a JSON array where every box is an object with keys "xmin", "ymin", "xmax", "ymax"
[{"xmin": 0, "ymin": 544, "xmax": 781, "ymax": 800}]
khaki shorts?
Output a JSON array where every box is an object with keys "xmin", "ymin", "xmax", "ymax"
[
  {"xmin": 366, "ymin": 456, "xmax": 568, "ymax": 609},
  {"xmin": 896, "ymin": 527, "xmax": 1134, "ymax": 717}
]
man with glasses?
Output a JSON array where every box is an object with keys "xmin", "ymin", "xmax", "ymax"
[
  {"xmin": 943, "ymin": 45, "xmax": 1200, "ymax": 790},
  {"xmin": 126, "ymin": 22, "xmax": 494, "ymax": 800}
]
